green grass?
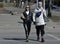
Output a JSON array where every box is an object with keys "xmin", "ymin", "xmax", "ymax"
[
  {"xmin": 50, "ymin": 15, "xmax": 60, "ymax": 22},
  {"xmin": 6, "ymin": 3, "xmax": 14, "ymax": 6},
  {"xmin": 0, "ymin": 2, "xmax": 14, "ymax": 7},
  {"xmin": 0, "ymin": 2, "xmax": 3, "ymax": 7}
]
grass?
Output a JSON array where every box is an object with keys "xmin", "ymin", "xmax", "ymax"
[
  {"xmin": 6, "ymin": 3, "xmax": 14, "ymax": 6},
  {"xmin": 50, "ymin": 15, "xmax": 60, "ymax": 22},
  {"xmin": 0, "ymin": 2, "xmax": 3, "ymax": 7}
]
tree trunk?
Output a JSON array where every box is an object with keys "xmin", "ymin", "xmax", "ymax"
[
  {"xmin": 48, "ymin": 0, "xmax": 52, "ymax": 17},
  {"xmin": 15, "ymin": 0, "xmax": 20, "ymax": 7}
]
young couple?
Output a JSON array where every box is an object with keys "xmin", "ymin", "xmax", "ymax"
[{"xmin": 21, "ymin": 2, "xmax": 47, "ymax": 42}]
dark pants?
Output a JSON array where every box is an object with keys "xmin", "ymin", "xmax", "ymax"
[
  {"xmin": 23, "ymin": 21, "xmax": 31, "ymax": 39},
  {"xmin": 35, "ymin": 25, "xmax": 45, "ymax": 37}
]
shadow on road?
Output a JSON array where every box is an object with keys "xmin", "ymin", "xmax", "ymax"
[
  {"xmin": 18, "ymin": 21, "xmax": 23, "ymax": 24},
  {"xmin": 3, "ymin": 38, "xmax": 26, "ymax": 41},
  {"xmin": 3, "ymin": 38, "xmax": 37, "ymax": 41}
]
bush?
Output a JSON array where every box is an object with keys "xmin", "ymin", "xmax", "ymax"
[{"xmin": 0, "ymin": 2, "xmax": 3, "ymax": 7}]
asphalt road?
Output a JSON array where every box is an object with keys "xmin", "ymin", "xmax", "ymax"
[{"xmin": 0, "ymin": 7, "xmax": 60, "ymax": 44}]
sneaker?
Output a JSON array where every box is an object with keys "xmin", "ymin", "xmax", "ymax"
[{"xmin": 41, "ymin": 38, "xmax": 45, "ymax": 42}]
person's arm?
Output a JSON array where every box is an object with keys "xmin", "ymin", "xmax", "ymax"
[
  {"xmin": 33, "ymin": 12, "xmax": 36, "ymax": 22},
  {"xmin": 43, "ymin": 9, "xmax": 49, "ymax": 22},
  {"xmin": 20, "ymin": 13, "xmax": 25, "ymax": 20},
  {"xmin": 43, "ymin": 9, "xmax": 47, "ymax": 17},
  {"xmin": 33, "ymin": 9, "xmax": 37, "ymax": 24},
  {"xmin": 33, "ymin": 13, "xmax": 36, "ymax": 24}
]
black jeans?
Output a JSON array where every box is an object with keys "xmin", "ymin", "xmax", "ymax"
[
  {"xmin": 35, "ymin": 25, "xmax": 45, "ymax": 37},
  {"xmin": 23, "ymin": 21, "xmax": 31, "ymax": 39}
]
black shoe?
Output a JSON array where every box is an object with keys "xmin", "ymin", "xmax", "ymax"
[
  {"xmin": 26, "ymin": 39, "xmax": 29, "ymax": 42},
  {"xmin": 41, "ymin": 38, "xmax": 45, "ymax": 42}
]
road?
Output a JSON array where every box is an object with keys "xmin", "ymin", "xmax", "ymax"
[{"xmin": 0, "ymin": 8, "xmax": 60, "ymax": 44}]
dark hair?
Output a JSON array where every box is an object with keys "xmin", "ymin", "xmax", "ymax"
[
  {"xmin": 25, "ymin": 6, "xmax": 30, "ymax": 11},
  {"xmin": 24, "ymin": 5, "xmax": 32, "ymax": 15}
]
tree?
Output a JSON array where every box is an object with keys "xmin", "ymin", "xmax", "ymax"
[
  {"xmin": 48, "ymin": 0, "xmax": 52, "ymax": 17},
  {"xmin": 15, "ymin": 0, "xmax": 20, "ymax": 7}
]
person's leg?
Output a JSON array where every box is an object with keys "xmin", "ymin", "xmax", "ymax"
[
  {"xmin": 35, "ymin": 26, "xmax": 40, "ymax": 41},
  {"xmin": 40, "ymin": 25, "xmax": 45, "ymax": 42},
  {"xmin": 27, "ymin": 22, "xmax": 31, "ymax": 36},
  {"xmin": 23, "ymin": 22, "xmax": 27, "ymax": 39},
  {"xmin": 26, "ymin": 22, "xmax": 31, "ymax": 42},
  {"xmin": 26, "ymin": 22, "xmax": 31, "ymax": 38}
]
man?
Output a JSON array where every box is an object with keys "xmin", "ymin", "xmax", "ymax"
[{"xmin": 33, "ymin": 2, "xmax": 47, "ymax": 42}]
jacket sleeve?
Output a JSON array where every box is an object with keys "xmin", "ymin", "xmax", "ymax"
[
  {"xmin": 43, "ymin": 9, "xmax": 47, "ymax": 17},
  {"xmin": 20, "ymin": 13, "xmax": 25, "ymax": 20},
  {"xmin": 43, "ymin": 9, "xmax": 49, "ymax": 22},
  {"xmin": 33, "ymin": 9, "xmax": 36, "ymax": 22}
]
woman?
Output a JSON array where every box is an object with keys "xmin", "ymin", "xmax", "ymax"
[
  {"xmin": 33, "ymin": 2, "xmax": 47, "ymax": 42},
  {"xmin": 21, "ymin": 5, "xmax": 33, "ymax": 42}
]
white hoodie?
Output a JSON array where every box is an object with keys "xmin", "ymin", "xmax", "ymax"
[{"xmin": 33, "ymin": 7, "xmax": 47, "ymax": 26}]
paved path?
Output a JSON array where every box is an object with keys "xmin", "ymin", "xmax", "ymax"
[{"xmin": 0, "ymin": 13, "xmax": 60, "ymax": 44}]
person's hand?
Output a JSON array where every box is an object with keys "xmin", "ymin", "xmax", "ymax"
[
  {"xmin": 45, "ymin": 24, "xmax": 46, "ymax": 26},
  {"xmin": 21, "ymin": 17, "xmax": 25, "ymax": 20},
  {"xmin": 33, "ymin": 22, "xmax": 36, "ymax": 25},
  {"xmin": 21, "ymin": 17, "xmax": 23, "ymax": 20}
]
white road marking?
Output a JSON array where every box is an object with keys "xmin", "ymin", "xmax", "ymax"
[
  {"xmin": 47, "ymin": 34, "xmax": 60, "ymax": 41},
  {"xmin": 45, "ymin": 40, "xmax": 60, "ymax": 41},
  {"xmin": 45, "ymin": 26, "xmax": 53, "ymax": 29},
  {"xmin": 0, "ymin": 40, "xmax": 15, "ymax": 42},
  {"xmin": 0, "ymin": 14, "xmax": 11, "ymax": 15}
]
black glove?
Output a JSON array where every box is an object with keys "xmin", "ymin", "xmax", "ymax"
[
  {"xmin": 33, "ymin": 22, "xmax": 36, "ymax": 25},
  {"xmin": 21, "ymin": 17, "xmax": 25, "ymax": 20}
]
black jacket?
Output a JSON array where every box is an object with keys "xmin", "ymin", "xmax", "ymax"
[{"xmin": 22, "ymin": 11, "xmax": 33, "ymax": 22}]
